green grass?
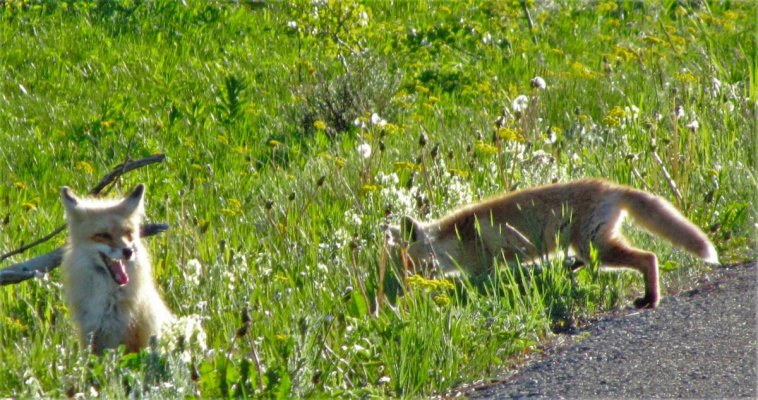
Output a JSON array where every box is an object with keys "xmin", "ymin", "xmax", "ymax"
[{"xmin": 0, "ymin": 0, "xmax": 755, "ymax": 397}]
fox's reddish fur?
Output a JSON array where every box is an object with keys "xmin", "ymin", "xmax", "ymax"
[{"xmin": 389, "ymin": 179, "xmax": 718, "ymax": 308}]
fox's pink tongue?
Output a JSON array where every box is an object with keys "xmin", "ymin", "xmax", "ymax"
[{"xmin": 109, "ymin": 260, "xmax": 129, "ymax": 285}]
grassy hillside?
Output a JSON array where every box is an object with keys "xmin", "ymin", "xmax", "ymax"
[{"xmin": 0, "ymin": 0, "xmax": 754, "ymax": 397}]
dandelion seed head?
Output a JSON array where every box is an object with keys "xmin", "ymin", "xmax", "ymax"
[
  {"xmin": 530, "ymin": 76, "xmax": 547, "ymax": 90},
  {"xmin": 357, "ymin": 143, "xmax": 372, "ymax": 159},
  {"xmin": 370, "ymin": 113, "xmax": 387, "ymax": 127},
  {"xmin": 512, "ymin": 95, "xmax": 529, "ymax": 113}
]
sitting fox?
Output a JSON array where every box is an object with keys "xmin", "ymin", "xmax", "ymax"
[
  {"xmin": 60, "ymin": 184, "xmax": 174, "ymax": 353},
  {"xmin": 388, "ymin": 178, "xmax": 719, "ymax": 308}
]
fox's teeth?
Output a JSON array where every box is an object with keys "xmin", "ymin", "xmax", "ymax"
[{"xmin": 99, "ymin": 253, "xmax": 129, "ymax": 285}]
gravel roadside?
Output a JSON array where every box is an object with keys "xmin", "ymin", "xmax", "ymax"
[{"xmin": 465, "ymin": 261, "xmax": 757, "ymax": 399}]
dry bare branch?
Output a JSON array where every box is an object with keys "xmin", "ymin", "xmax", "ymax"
[{"xmin": 0, "ymin": 224, "xmax": 168, "ymax": 285}]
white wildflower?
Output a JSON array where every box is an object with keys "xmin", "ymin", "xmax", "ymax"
[
  {"xmin": 353, "ymin": 117, "xmax": 367, "ymax": 129},
  {"xmin": 482, "ymin": 32, "xmax": 492, "ymax": 45},
  {"xmin": 531, "ymin": 150, "xmax": 553, "ymax": 165},
  {"xmin": 224, "ymin": 270, "xmax": 236, "ymax": 290},
  {"xmin": 625, "ymin": 105, "xmax": 640, "ymax": 121},
  {"xmin": 160, "ymin": 315, "xmax": 207, "ymax": 363},
  {"xmin": 370, "ymin": 112, "xmax": 387, "ymax": 127},
  {"xmin": 710, "ymin": 77, "xmax": 721, "ymax": 97},
  {"xmin": 358, "ymin": 11, "xmax": 369, "ymax": 26},
  {"xmin": 544, "ymin": 129, "xmax": 557, "ymax": 144},
  {"xmin": 377, "ymin": 172, "xmax": 399, "ymax": 186},
  {"xmin": 345, "ymin": 210, "xmax": 362, "ymax": 226},
  {"xmin": 287, "ymin": 21, "xmax": 298, "ymax": 29},
  {"xmin": 375, "ymin": 172, "xmax": 417, "ymax": 218},
  {"xmin": 530, "ymin": 76, "xmax": 547, "ymax": 90},
  {"xmin": 357, "ymin": 143, "xmax": 372, "ymax": 159},
  {"xmin": 185, "ymin": 259, "xmax": 202, "ymax": 285},
  {"xmin": 512, "ymin": 95, "xmax": 529, "ymax": 113},
  {"xmin": 675, "ymin": 105, "xmax": 685, "ymax": 120},
  {"xmin": 685, "ymin": 120, "xmax": 699, "ymax": 131}
]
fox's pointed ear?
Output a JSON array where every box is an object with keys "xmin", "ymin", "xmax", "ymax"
[
  {"xmin": 60, "ymin": 186, "xmax": 79, "ymax": 209},
  {"xmin": 60, "ymin": 186, "xmax": 82, "ymax": 222},
  {"xmin": 384, "ymin": 223, "xmax": 401, "ymax": 246},
  {"xmin": 119, "ymin": 183, "xmax": 145, "ymax": 215},
  {"xmin": 400, "ymin": 215, "xmax": 425, "ymax": 243}
]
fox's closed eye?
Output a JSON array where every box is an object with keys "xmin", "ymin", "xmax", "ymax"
[{"xmin": 93, "ymin": 232, "xmax": 112, "ymax": 241}]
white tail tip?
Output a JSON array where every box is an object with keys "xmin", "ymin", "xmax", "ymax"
[{"xmin": 701, "ymin": 243, "xmax": 720, "ymax": 265}]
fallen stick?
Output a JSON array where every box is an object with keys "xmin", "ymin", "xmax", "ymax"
[{"xmin": 0, "ymin": 223, "xmax": 168, "ymax": 285}]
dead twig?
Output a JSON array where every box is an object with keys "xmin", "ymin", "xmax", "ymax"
[
  {"xmin": 651, "ymin": 150, "xmax": 684, "ymax": 206},
  {"xmin": 521, "ymin": 0, "xmax": 538, "ymax": 45},
  {"xmin": 0, "ymin": 224, "xmax": 168, "ymax": 285}
]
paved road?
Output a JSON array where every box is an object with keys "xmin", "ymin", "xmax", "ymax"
[{"xmin": 466, "ymin": 261, "xmax": 757, "ymax": 399}]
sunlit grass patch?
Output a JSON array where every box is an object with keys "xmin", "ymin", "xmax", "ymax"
[{"xmin": 0, "ymin": 0, "xmax": 754, "ymax": 397}]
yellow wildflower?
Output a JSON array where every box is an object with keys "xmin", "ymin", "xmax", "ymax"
[
  {"xmin": 360, "ymin": 184, "xmax": 379, "ymax": 194},
  {"xmin": 447, "ymin": 168, "xmax": 469, "ymax": 178},
  {"xmin": 597, "ymin": 1, "xmax": 618, "ymax": 12},
  {"xmin": 75, "ymin": 161, "xmax": 95, "ymax": 175},
  {"xmin": 642, "ymin": 35, "xmax": 664, "ymax": 46},
  {"xmin": 497, "ymin": 127, "xmax": 525, "ymax": 142},
  {"xmin": 433, "ymin": 294, "xmax": 451, "ymax": 307},
  {"xmin": 475, "ymin": 141, "xmax": 499, "ymax": 155},
  {"xmin": 676, "ymin": 71, "xmax": 698, "ymax": 84},
  {"xmin": 415, "ymin": 84, "xmax": 430, "ymax": 95}
]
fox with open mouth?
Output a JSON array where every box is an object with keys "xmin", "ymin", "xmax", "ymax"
[{"xmin": 60, "ymin": 184, "xmax": 173, "ymax": 354}]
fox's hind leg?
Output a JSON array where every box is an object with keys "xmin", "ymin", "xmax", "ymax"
[{"xmin": 596, "ymin": 239, "xmax": 659, "ymax": 308}]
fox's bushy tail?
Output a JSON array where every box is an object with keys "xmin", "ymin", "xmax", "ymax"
[{"xmin": 618, "ymin": 187, "xmax": 719, "ymax": 264}]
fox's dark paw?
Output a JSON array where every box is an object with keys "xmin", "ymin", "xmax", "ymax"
[
  {"xmin": 633, "ymin": 296, "xmax": 658, "ymax": 309},
  {"xmin": 563, "ymin": 257, "xmax": 585, "ymax": 271}
]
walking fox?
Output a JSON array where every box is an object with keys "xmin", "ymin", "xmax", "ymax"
[
  {"xmin": 388, "ymin": 179, "xmax": 719, "ymax": 308},
  {"xmin": 60, "ymin": 184, "xmax": 174, "ymax": 353}
]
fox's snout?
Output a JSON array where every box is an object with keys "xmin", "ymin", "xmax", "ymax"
[{"xmin": 122, "ymin": 247, "xmax": 133, "ymax": 260}]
